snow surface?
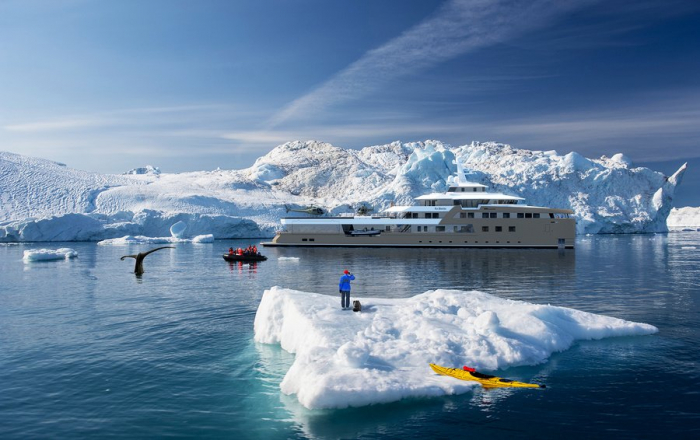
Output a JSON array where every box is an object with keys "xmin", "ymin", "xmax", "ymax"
[
  {"xmin": 667, "ymin": 207, "xmax": 700, "ymax": 231},
  {"xmin": 23, "ymin": 248, "xmax": 78, "ymax": 262},
  {"xmin": 0, "ymin": 141, "xmax": 688, "ymax": 241},
  {"xmin": 254, "ymin": 287, "xmax": 658, "ymax": 409}
]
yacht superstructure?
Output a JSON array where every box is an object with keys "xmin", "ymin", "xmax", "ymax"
[{"xmin": 262, "ymin": 160, "xmax": 575, "ymax": 248}]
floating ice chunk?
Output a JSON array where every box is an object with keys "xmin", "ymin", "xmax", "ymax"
[
  {"xmin": 278, "ymin": 257, "xmax": 300, "ymax": 261},
  {"xmin": 254, "ymin": 288, "xmax": 658, "ymax": 409},
  {"xmin": 191, "ymin": 234, "xmax": 214, "ymax": 243},
  {"xmin": 170, "ymin": 221, "xmax": 187, "ymax": 238},
  {"xmin": 23, "ymin": 248, "xmax": 78, "ymax": 262},
  {"xmin": 98, "ymin": 234, "xmax": 214, "ymax": 245},
  {"xmin": 681, "ymin": 246, "xmax": 696, "ymax": 250},
  {"xmin": 98, "ymin": 235, "xmax": 175, "ymax": 245}
]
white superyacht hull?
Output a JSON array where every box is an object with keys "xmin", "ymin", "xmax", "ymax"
[{"xmin": 262, "ymin": 206, "xmax": 576, "ymax": 249}]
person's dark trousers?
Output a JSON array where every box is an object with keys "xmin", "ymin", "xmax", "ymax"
[{"xmin": 340, "ymin": 290, "xmax": 350, "ymax": 308}]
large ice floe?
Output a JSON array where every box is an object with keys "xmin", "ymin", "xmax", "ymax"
[
  {"xmin": 0, "ymin": 140, "xmax": 687, "ymax": 241},
  {"xmin": 254, "ymin": 287, "xmax": 658, "ymax": 409}
]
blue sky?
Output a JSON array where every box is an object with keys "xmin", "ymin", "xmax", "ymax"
[{"xmin": 1, "ymin": 0, "xmax": 698, "ymax": 203}]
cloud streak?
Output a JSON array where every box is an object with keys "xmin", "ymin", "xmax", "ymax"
[
  {"xmin": 1, "ymin": 104, "xmax": 245, "ymax": 133},
  {"xmin": 267, "ymin": 0, "xmax": 593, "ymax": 127}
]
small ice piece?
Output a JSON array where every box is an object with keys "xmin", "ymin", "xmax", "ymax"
[
  {"xmin": 23, "ymin": 248, "xmax": 78, "ymax": 262},
  {"xmin": 278, "ymin": 257, "xmax": 300, "ymax": 261}
]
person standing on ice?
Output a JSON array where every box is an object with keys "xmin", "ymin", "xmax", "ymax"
[{"xmin": 338, "ymin": 269, "xmax": 355, "ymax": 310}]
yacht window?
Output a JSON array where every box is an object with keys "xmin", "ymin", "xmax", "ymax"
[
  {"xmin": 432, "ymin": 213, "xmax": 440, "ymax": 219},
  {"xmin": 533, "ymin": 213, "xmax": 540, "ymax": 218},
  {"xmin": 436, "ymin": 226, "xmax": 445, "ymax": 232},
  {"xmin": 473, "ymin": 188, "xmax": 477, "ymax": 192},
  {"xmin": 482, "ymin": 226, "xmax": 489, "ymax": 232},
  {"xmin": 549, "ymin": 213, "xmax": 555, "ymax": 218},
  {"xmin": 490, "ymin": 213, "xmax": 497, "ymax": 218},
  {"xmin": 468, "ymin": 213, "xmax": 475, "ymax": 218},
  {"xmin": 482, "ymin": 213, "xmax": 489, "ymax": 219},
  {"xmin": 413, "ymin": 213, "xmax": 419, "ymax": 218},
  {"xmin": 525, "ymin": 213, "xmax": 533, "ymax": 218},
  {"xmin": 424, "ymin": 213, "xmax": 431, "ymax": 219},
  {"xmin": 461, "ymin": 225, "xmax": 474, "ymax": 233},
  {"xmin": 417, "ymin": 226, "xmax": 422, "ymax": 232},
  {"xmin": 386, "ymin": 226, "xmax": 390, "ymax": 232},
  {"xmin": 459, "ymin": 213, "xmax": 466, "ymax": 218},
  {"xmin": 509, "ymin": 226, "xmax": 516, "ymax": 232},
  {"xmin": 517, "ymin": 213, "xmax": 524, "ymax": 218},
  {"xmin": 495, "ymin": 226, "xmax": 502, "ymax": 232},
  {"xmin": 454, "ymin": 200, "xmax": 460, "ymax": 205},
  {"xmin": 503, "ymin": 213, "xmax": 510, "ymax": 219}
]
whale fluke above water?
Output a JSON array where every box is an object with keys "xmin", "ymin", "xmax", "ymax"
[{"xmin": 121, "ymin": 246, "xmax": 175, "ymax": 274}]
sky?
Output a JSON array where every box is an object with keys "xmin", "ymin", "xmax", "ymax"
[{"xmin": 1, "ymin": 0, "xmax": 698, "ymax": 205}]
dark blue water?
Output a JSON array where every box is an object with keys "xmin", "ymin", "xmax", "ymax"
[{"xmin": 1, "ymin": 234, "xmax": 699, "ymax": 439}]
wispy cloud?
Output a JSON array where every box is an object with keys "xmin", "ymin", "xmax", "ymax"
[
  {"xmin": 4, "ymin": 118, "xmax": 106, "ymax": 132},
  {"xmin": 1, "ymin": 104, "xmax": 239, "ymax": 133},
  {"xmin": 267, "ymin": 0, "xmax": 594, "ymax": 127},
  {"xmin": 237, "ymin": 88, "xmax": 700, "ymax": 162},
  {"xmin": 491, "ymin": 90, "xmax": 700, "ymax": 161}
]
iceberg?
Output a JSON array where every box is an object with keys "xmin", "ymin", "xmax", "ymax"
[
  {"xmin": 0, "ymin": 141, "xmax": 687, "ymax": 242},
  {"xmin": 254, "ymin": 287, "xmax": 658, "ymax": 409},
  {"xmin": 667, "ymin": 207, "xmax": 700, "ymax": 231}
]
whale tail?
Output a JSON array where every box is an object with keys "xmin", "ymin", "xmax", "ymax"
[{"xmin": 121, "ymin": 246, "xmax": 175, "ymax": 274}]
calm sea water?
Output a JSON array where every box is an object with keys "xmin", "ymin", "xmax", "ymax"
[{"xmin": 1, "ymin": 234, "xmax": 699, "ymax": 439}]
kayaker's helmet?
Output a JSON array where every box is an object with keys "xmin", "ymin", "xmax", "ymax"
[{"xmin": 344, "ymin": 269, "xmax": 350, "ymax": 275}]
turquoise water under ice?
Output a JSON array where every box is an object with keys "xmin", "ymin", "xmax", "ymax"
[{"xmin": 1, "ymin": 234, "xmax": 699, "ymax": 439}]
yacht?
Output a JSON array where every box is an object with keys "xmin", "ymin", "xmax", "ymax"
[{"xmin": 261, "ymin": 160, "xmax": 575, "ymax": 248}]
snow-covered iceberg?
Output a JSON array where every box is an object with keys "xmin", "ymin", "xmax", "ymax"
[
  {"xmin": 667, "ymin": 207, "xmax": 700, "ymax": 231},
  {"xmin": 0, "ymin": 141, "xmax": 687, "ymax": 242},
  {"xmin": 254, "ymin": 287, "xmax": 658, "ymax": 409}
]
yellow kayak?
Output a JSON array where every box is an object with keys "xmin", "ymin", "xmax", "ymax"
[{"xmin": 429, "ymin": 363, "xmax": 545, "ymax": 389}]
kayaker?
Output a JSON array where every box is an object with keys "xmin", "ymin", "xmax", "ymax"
[{"xmin": 338, "ymin": 269, "xmax": 355, "ymax": 310}]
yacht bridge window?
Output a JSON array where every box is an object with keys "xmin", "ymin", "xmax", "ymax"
[{"xmin": 457, "ymin": 200, "xmax": 490, "ymax": 208}]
